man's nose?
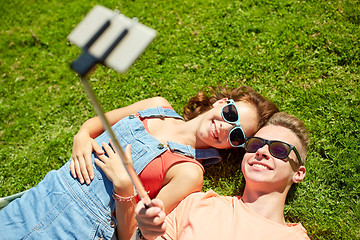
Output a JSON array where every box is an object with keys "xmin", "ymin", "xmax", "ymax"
[{"xmin": 255, "ymin": 145, "xmax": 271, "ymax": 160}]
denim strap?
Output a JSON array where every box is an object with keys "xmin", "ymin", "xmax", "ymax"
[
  {"xmin": 167, "ymin": 141, "xmax": 221, "ymax": 166},
  {"xmin": 138, "ymin": 106, "xmax": 184, "ymax": 120}
]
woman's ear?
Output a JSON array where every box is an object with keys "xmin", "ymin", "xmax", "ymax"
[
  {"xmin": 212, "ymin": 98, "xmax": 228, "ymax": 108},
  {"xmin": 292, "ymin": 165, "xmax": 306, "ymax": 183}
]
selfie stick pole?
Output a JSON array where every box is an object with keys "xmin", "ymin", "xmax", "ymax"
[
  {"xmin": 70, "ymin": 17, "xmax": 152, "ymax": 207},
  {"xmin": 80, "ymin": 77, "xmax": 151, "ymax": 207}
]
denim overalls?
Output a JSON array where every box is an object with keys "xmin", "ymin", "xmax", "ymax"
[{"xmin": 0, "ymin": 107, "xmax": 221, "ymax": 239}]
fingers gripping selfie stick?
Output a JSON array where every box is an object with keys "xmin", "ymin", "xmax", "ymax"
[{"xmin": 68, "ymin": 5, "xmax": 156, "ymax": 207}]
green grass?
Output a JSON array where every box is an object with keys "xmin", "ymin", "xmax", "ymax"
[{"xmin": 1, "ymin": 0, "xmax": 359, "ymax": 239}]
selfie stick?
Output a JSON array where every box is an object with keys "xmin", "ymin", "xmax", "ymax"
[{"xmin": 70, "ymin": 12, "xmax": 152, "ymax": 207}]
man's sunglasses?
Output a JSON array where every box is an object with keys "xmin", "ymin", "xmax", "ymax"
[
  {"xmin": 245, "ymin": 137, "xmax": 303, "ymax": 165},
  {"xmin": 221, "ymin": 99, "xmax": 246, "ymax": 147}
]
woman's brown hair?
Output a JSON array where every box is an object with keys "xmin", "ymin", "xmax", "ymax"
[{"xmin": 183, "ymin": 86, "xmax": 279, "ymax": 131}]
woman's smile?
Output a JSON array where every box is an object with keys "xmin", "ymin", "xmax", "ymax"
[{"xmin": 210, "ymin": 120, "xmax": 220, "ymax": 141}]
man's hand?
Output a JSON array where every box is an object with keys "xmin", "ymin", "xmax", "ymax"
[{"xmin": 135, "ymin": 199, "xmax": 167, "ymax": 240}]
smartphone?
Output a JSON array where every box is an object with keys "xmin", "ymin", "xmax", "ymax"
[{"xmin": 68, "ymin": 5, "xmax": 157, "ymax": 73}]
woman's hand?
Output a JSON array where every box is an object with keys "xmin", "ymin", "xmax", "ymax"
[
  {"xmin": 70, "ymin": 131, "xmax": 104, "ymax": 184},
  {"xmin": 94, "ymin": 140, "xmax": 133, "ymax": 192},
  {"xmin": 135, "ymin": 199, "xmax": 167, "ymax": 240}
]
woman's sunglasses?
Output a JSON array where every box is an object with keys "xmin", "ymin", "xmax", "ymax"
[
  {"xmin": 245, "ymin": 137, "xmax": 303, "ymax": 165},
  {"xmin": 221, "ymin": 99, "xmax": 246, "ymax": 147}
]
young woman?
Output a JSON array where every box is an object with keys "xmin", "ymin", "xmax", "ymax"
[{"xmin": 0, "ymin": 86, "xmax": 279, "ymax": 240}]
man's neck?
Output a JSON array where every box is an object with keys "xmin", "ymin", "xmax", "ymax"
[{"xmin": 241, "ymin": 188, "xmax": 288, "ymax": 225}]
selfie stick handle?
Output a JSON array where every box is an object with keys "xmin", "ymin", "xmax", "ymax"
[{"xmin": 80, "ymin": 77, "xmax": 152, "ymax": 207}]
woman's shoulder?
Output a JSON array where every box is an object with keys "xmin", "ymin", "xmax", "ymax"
[
  {"xmin": 124, "ymin": 97, "xmax": 173, "ymax": 116},
  {"xmin": 145, "ymin": 97, "xmax": 172, "ymax": 108}
]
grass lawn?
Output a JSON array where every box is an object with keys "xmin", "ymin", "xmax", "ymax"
[{"xmin": 0, "ymin": 0, "xmax": 359, "ymax": 239}]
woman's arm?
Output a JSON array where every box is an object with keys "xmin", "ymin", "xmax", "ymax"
[
  {"xmin": 156, "ymin": 162, "xmax": 204, "ymax": 214},
  {"xmin": 71, "ymin": 97, "xmax": 172, "ymax": 184},
  {"xmin": 116, "ymin": 163, "xmax": 203, "ymax": 238},
  {"xmin": 96, "ymin": 147, "xmax": 203, "ymax": 239},
  {"xmin": 77, "ymin": 97, "xmax": 172, "ymax": 139},
  {"xmin": 94, "ymin": 142, "xmax": 138, "ymax": 240}
]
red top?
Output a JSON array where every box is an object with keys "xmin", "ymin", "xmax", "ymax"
[{"xmin": 138, "ymin": 117, "xmax": 204, "ymax": 200}]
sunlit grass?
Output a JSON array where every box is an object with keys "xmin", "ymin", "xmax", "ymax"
[{"xmin": 1, "ymin": 0, "xmax": 359, "ymax": 239}]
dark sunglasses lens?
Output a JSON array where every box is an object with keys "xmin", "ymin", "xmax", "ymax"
[
  {"xmin": 245, "ymin": 138, "xmax": 264, "ymax": 152},
  {"xmin": 269, "ymin": 142, "xmax": 291, "ymax": 159},
  {"xmin": 223, "ymin": 104, "xmax": 238, "ymax": 122},
  {"xmin": 229, "ymin": 128, "xmax": 245, "ymax": 146}
]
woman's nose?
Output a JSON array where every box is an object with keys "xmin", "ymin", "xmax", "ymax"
[
  {"xmin": 218, "ymin": 121, "xmax": 233, "ymax": 142},
  {"xmin": 223, "ymin": 121, "xmax": 235, "ymax": 130}
]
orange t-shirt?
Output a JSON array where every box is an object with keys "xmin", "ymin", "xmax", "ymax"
[{"xmin": 160, "ymin": 190, "xmax": 310, "ymax": 240}]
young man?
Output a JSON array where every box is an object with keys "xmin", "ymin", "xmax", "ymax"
[{"xmin": 134, "ymin": 112, "xmax": 311, "ymax": 240}]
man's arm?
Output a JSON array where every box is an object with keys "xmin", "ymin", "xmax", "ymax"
[
  {"xmin": 133, "ymin": 192, "xmax": 203, "ymax": 240},
  {"xmin": 134, "ymin": 199, "xmax": 168, "ymax": 240}
]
